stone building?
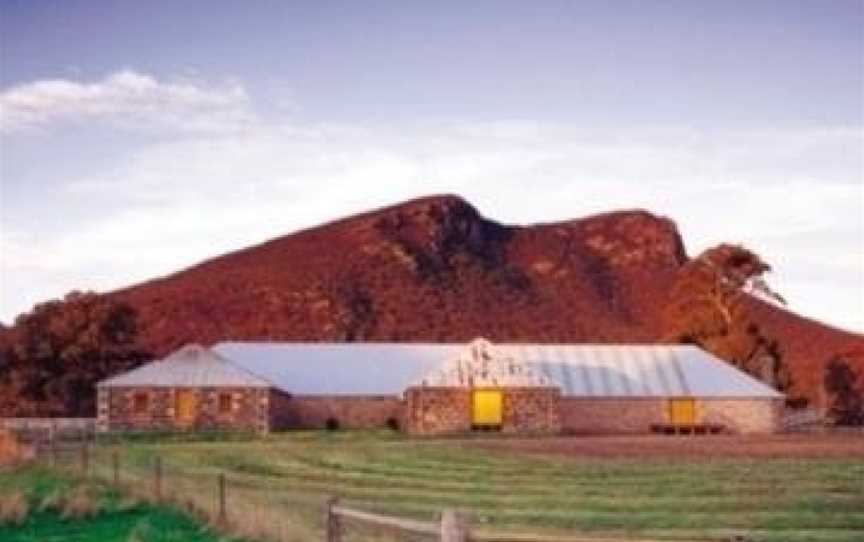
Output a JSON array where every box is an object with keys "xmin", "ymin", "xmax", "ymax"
[
  {"xmin": 97, "ymin": 338, "xmax": 783, "ymax": 435},
  {"xmin": 96, "ymin": 344, "xmax": 277, "ymax": 433}
]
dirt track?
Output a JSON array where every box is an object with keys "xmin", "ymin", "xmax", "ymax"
[{"xmin": 462, "ymin": 432, "xmax": 864, "ymax": 461}]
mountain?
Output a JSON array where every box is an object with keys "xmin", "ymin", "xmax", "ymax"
[
  {"xmin": 114, "ymin": 195, "xmax": 686, "ymax": 350},
  {"xmin": 109, "ymin": 194, "xmax": 863, "ymax": 407}
]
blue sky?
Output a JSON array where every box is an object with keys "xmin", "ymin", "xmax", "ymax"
[{"xmin": 1, "ymin": 0, "xmax": 862, "ymax": 331}]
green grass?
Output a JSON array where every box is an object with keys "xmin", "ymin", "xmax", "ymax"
[
  {"xmin": 0, "ymin": 466, "xmax": 237, "ymax": 542},
  {"xmin": 80, "ymin": 431, "xmax": 864, "ymax": 542}
]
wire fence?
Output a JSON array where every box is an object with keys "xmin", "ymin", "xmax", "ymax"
[{"xmin": 19, "ymin": 430, "xmax": 747, "ymax": 542}]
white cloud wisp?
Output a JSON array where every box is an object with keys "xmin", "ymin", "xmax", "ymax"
[{"xmin": 0, "ymin": 70, "xmax": 254, "ymax": 134}]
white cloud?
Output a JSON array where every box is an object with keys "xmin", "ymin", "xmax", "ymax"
[
  {"xmin": 1, "ymin": 118, "xmax": 862, "ymax": 331},
  {"xmin": 0, "ymin": 70, "xmax": 254, "ymax": 134}
]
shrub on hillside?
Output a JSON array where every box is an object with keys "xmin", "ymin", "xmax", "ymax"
[{"xmin": 824, "ymin": 354, "xmax": 864, "ymax": 426}]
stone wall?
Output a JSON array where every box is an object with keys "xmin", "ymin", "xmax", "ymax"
[
  {"xmin": 269, "ymin": 395, "xmax": 404, "ymax": 430},
  {"xmin": 559, "ymin": 397, "xmax": 782, "ymax": 434},
  {"xmin": 403, "ymin": 387, "xmax": 561, "ymax": 434},
  {"xmin": 559, "ymin": 398, "xmax": 666, "ymax": 434},
  {"xmin": 99, "ymin": 387, "xmax": 270, "ymax": 433},
  {"xmin": 98, "ymin": 386, "xmax": 782, "ymax": 435},
  {"xmin": 403, "ymin": 388, "xmax": 472, "ymax": 434},
  {"xmin": 699, "ymin": 398, "xmax": 783, "ymax": 434},
  {"xmin": 501, "ymin": 388, "xmax": 561, "ymax": 434}
]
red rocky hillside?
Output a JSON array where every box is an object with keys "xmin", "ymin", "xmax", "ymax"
[{"xmin": 110, "ymin": 195, "xmax": 862, "ymax": 406}]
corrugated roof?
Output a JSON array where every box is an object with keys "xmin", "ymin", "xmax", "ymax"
[
  {"xmin": 212, "ymin": 340, "xmax": 781, "ymax": 398},
  {"xmin": 507, "ymin": 344, "xmax": 782, "ymax": 398},
  {"xmin": 98, "ymin": 344, "xmax": 271, "ymax": 388},
  {"xmin": 212, "ymin": 342, "xmax": 463, "ymax": 395}
]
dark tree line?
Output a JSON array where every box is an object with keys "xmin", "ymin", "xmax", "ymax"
[
  {"xmin": 0, "ymin": 291, "xmax": 149, "ymax": 417},
  {"xmin": 824, "ymin": 350, "xmax": 864, "ymax": 426}
]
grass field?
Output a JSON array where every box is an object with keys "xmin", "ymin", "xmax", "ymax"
[
  {"xmin": 73, "ymin": 431, "xmax": 864, "ymax": 542},
  {"xmin": 0, "ymin": 466, "xmax": 237, "ymax": 542}
]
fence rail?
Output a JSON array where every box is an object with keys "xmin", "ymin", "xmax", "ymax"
[
  {"xmin": 27, "ymin": 436, "xmax": 750, "ymax": 542},
  {"xmin": 326, "ymin": 499, "xmax": 710, "ymax": 542},
  {"xmin": 0, "ymin": 417, "xmax": 96, "ymax": 431},
  {"xmin": 1, "ymin": 418, "xmax": 97, "ymax": 448}
]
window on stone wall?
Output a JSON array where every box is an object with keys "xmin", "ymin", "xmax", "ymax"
[
  {"xmin": 218, "ymin": 393, "xmax": 233, "ymax": 414},
  {"xmin": 133, "ymin": 392, "xmax": 149, "ymax": 414}
]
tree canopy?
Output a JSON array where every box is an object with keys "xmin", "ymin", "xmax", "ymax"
[
  {"xmin": 662, "ymin": 244, "xmax": 790, "ymax": 392},
  {"xmin": 0, "ymin": 291, "xmax": 149, "ymax": 416}
]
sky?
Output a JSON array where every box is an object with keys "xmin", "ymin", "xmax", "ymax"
[{"xmin": 1, "ymin": 0, "xmax": 862, "ymax": 332}]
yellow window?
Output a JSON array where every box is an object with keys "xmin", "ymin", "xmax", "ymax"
[
  {"xmin": 669, "ymin": 398, "xmax": 696, "ymax": 425},
  {"xmin": 176, "ymin": 390, "xmax": 197, "ymax": 422},
  {"xmin": 472, "ymin": 390, "xmax": 503, "ymax": 426}
]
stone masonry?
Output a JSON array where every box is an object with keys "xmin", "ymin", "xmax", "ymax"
[
  {"xmin": 403, "ymin": 388, "xmax": 472, "ymax": 434},
  {"xmin": 403, "ymin": 387, "xmax": 562, "ymax": 435},
  {"xmin": 501, "ymin": 387, "xmax": 561, "ymax": 434},
  {"xmin": 98, "ymin": 387, "xmax": 270, "ymax": 433},
  {"xmin": 268, "ymin": 394, "xmax": 403, "ymax": 430},
  {"xmin": 558, "ymin": 397, "xmax": 782, "ymax": 434}
]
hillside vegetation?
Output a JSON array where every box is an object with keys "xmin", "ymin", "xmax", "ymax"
[
  {"xmin": 1, "ymin": 195, "xmax": 862, "ymax": 415},
  {"xmin": 112, "ymin": 195, "xmax": 864, "ymax": 409}
]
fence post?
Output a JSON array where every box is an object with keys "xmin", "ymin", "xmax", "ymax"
[
  {"xmin": 324, "ymin": 496, "xmax": 341, "ymax": 542},
  {"xmin": 112, "ymin": 451, "xmax": 120, "ymax": 486},
  {"xmin": 440, "ymin": 509, "xmax": 470, "ymax": 542},
  {"xmin": 50, "ymin": 434, "xmax": 58, "ymax": 467},
  {"xmin": 153, "ymin": 456, "xmax": 162, "ymax": 501},
  {"xmin": 217, "ymin": 473, "xmax": 227, "ymax": 525},
  {"xmin": 48, "ymin": 422, "xmax": 56, "ymax": 452},
  {"xmin": 80, "ymin": 443, "xmax": 89, "ymax": 476}
]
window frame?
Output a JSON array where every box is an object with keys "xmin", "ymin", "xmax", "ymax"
[
  {"xmin": 218, "ymin": 392, "xmax": 233, "ymax": 414},
  {"xmin": 132, "ymin": 391, "xmax": 149, "ymax": 415}
]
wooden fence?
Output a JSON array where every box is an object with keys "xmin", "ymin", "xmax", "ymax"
[
  {"xmin": 0, "ymin": 418, "xmax": 97, "ymax": 447},
  {"xmin": 32, "ymin": 441, "xmax": 749, "ymax": 542},
  {"xmin": 0, "ymin": 417, "xmax": 96, "ymax": 432},
  {"xmin": 323, "ymin": 497, "xmax": 743, "ymax": 542}
]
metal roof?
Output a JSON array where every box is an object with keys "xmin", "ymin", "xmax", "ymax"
[
  {"xmin": 98, "ymin": 344, "xmax": 271, "ymax": 388},
  {"xmin": 212, "ymin": 340, "xmax": 781, "ymax": 399},
  {"xmin": 503, "ymin": 344, "xmax": 782, "ymax": 398},
  {"xmin": 212, "ymin": 342, "xmax": 462, "ymax": 395}
]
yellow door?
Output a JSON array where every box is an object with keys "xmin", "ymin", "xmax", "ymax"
[
  {"xmin": 669, "ymin": 398, "xmax": 696, "ymax": 425},
  {"xmin": 176, "ymin": 390, "xmax": 196, "ymax": 422},
  {"xmin": 472, "ymin": 390, "xmax": 503, "ymax": 426}
]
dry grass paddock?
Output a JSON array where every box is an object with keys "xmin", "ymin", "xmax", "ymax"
[
  {"xmin": 59, "ymin": 430, "xmax": 864, "ymax": 542},
  {"xmin": 464, "ymin": 432, "xmax": 864, "ymax": 461}
]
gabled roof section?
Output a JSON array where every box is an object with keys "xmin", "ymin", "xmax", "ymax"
[
  {"xmin": 97, "ymin": 344, "xmax": 271, "ymax": 388},
  {"xmin": 414, "ymin": 338, "xmax": 554, "ymax": 388}
]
